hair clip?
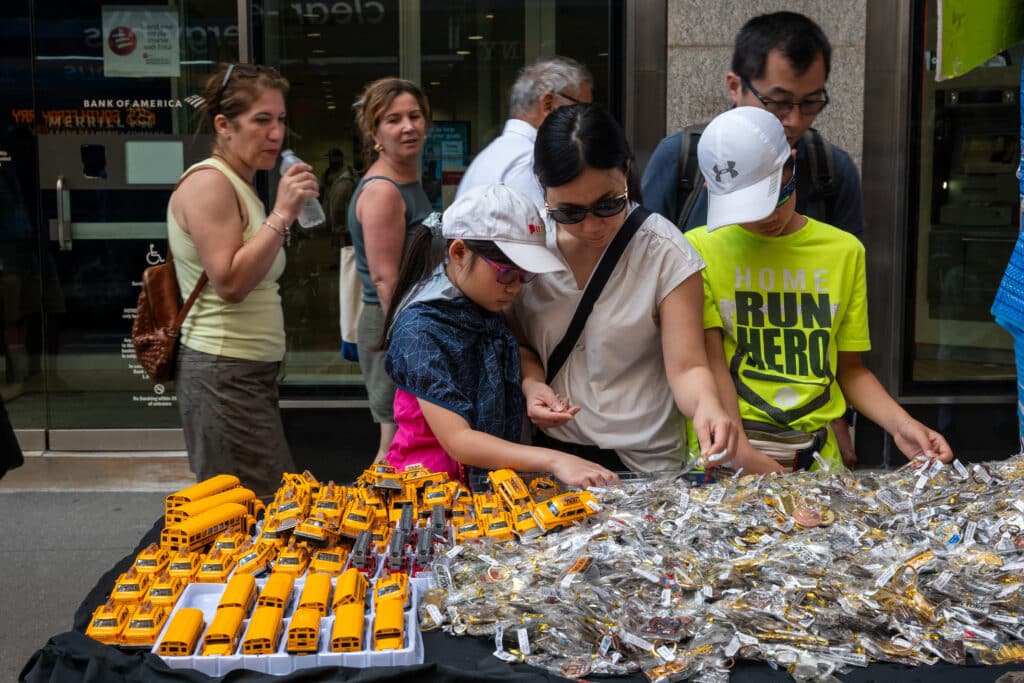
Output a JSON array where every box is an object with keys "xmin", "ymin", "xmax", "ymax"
[{"xmin": 423, "ymin": 211, "xmax": 444, "ymax": 237}]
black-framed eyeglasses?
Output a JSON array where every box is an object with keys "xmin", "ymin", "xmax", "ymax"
[
  {"xmin": 475, "ymin": 253, "xmax": 536, "ymax": 285},
  {"xmin": 740, "ymin": 75, "xmax": 829, "ymax": 117},
  {"xmin": 776, "ymin": 159, "xmax": 797, "ymax": 207},
  {"xmin": 556, "ymin": 90, "xmax": 584, "ymax": 105},
  {"xmin": 546, "ymin": 188, "xmax": 629, "ymax": 225}
]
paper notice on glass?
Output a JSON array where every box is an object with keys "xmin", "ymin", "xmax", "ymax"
[{"xmin": 102, "ymin": 6, "xmax": 180, "ymax": 78}]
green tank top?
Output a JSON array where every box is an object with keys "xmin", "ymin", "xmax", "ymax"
[{"xmin": 346, "ymin": 175, "xmax": 432, "ymax": 304}]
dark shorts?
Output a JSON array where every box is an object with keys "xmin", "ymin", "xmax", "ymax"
[
  {"xmin": 533, "ymin": 431, "xmax": 629, "ymax": 472},
  {"xmin": 177, "ymin": 346, "xmax": 295, "ymax": 497},
  {"xmin": 356, "ymin": 302, "xmax": 395, "ymax": 424}
]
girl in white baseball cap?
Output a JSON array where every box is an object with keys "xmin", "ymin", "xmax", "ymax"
[{"xmin": 379, "ymin": 183, "xmax": 619, "ymax": 488}]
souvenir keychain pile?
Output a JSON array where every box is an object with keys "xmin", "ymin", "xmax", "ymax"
[{"xmin": 426, "ymin": 456, "xmax": 1024, "ymax": 682}]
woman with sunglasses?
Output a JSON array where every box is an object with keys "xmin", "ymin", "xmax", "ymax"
[
  {"xmin": 349, "ymin": 78, "xmax": 434, "ymax": 465},
  {"xmin": 168, "ymin": 63, "xmax": 318, "ymax": 496},
  {"xmin": 507, "ymin": 103, "xmax": 736, "ymax": 476},
  {"xmin": 379, "ymin": 184, "xmax": 618, "ymax": 488}
]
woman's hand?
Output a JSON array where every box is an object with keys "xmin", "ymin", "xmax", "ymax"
[
  {"xmin": 893, "ymin": 417, "xmax": 954, "ymax": 465},
  {"xmin": 273, "ymin": 160, "xmax": 318, "ymax": 221},
  {"xmin": 548, "ymin": 451, "xmax": 620, "ymax": 488},
  {"xmin": 524, "ymin": 379, "xmax": 580, "ymax": 429}
]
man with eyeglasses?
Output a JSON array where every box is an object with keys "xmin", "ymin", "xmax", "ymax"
[
  {"xmin": 456, "ymin": 56, "xmax": 593, "ymax": 216},
  {"xmin": 642, "ymin": 11, "xmax": 864, "ymax": 242}
]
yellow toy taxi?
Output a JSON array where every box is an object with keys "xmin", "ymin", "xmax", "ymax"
[
  {"xmin": 111, "ymin": 567, "xmax": 154, "ymax": 605},
  {"xmin": 146, "ymin": 570, "xmax": 186, "ymax": 606},
  {"xmin": 85, "ymin": 599, "xmax": 132, "ymax": 644},
  {"xmin": 340, "ymin": 498, "xmax": 378, "ymax": 539},
  {"xmin": 531, "ymin": 490, "xmax": 601, "ymax": 532},
  {"xmin": 274, "ymin": 539, "xmax": 311, "ymax": 576},
  {"xmin": 133, "ymin": 543, "xmax": 170, "ymax": 575},
  {"xmin": 310, "ymin": 544, "xmax": 348, "ymax": 576},
  {"xmin": 234, "ymin": 539, "xmax": 276, "ymax": 576},
  {"xmin": 167, "ymin": 547, "xmax": 203, "ymax": 582},
  {"xmin": 482, "ymin": 511, "xmax": 515, "ymax": 542},
  {"xmin": 212, "ymin": 530, "xmax": 247, "ymax": 555},
  {"xmin": 258, "ymin": 517, "xmax": 294, "ymax": 547},
  {"xmin": 294, "ymin": 512, "xmax": 341, "ymax": 546},
  {"xmin": 488, "ymin": 468, "xmax": 534, "ymax": 511},
  {"xmin": 120, "ymin": 600, "xmax": 170, "ymax": 647},
  {"xmin": 373, "ymin": 571, "xmax": 410, "ymax": 609},
  {"xmin": 511, "ymin": 503, "xmax": 543, "ymax": 540},
  {"xmin": 196, "ymin": 547, "xmax": 237, "ymax": 583}
]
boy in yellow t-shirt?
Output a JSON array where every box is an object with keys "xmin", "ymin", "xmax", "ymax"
[{"xmin": 686, "ymin": 107, "xmax": 952, "ymax": 473}]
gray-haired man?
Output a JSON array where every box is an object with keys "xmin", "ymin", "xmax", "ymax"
[{"xmin": 456, "ymin": 56, "xmax": 592, "ymax": 212}]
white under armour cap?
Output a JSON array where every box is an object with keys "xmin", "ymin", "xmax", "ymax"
[
  {"xmin": 441, "ymin": 183, "xmax": 565, "ymax": 274},
  {"xmin": 698, "ymin": 106, "xmax": 791, "ymax": 231}
]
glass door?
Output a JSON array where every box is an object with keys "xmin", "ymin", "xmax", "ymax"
[{"xmin": 0, "ymin": 0, "xmax": 239, "ymax": 450}]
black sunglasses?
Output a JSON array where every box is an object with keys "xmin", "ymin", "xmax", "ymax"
[
  {"xmin": 740, "ymin": 75, "xmax": 829, "ymax": 117},
  {"xmin": 546, "ymin": 189, "xmax": 629, "ymax": 225}
]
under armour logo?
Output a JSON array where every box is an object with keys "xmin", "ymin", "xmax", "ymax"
[{"xmin": 713, "ymin": 161, "xmax": 738, "ymax": 182}]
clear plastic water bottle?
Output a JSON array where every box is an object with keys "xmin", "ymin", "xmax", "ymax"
[{"xmin": 279, "ymin": 149, "xmax": 326, "ymax": 228}]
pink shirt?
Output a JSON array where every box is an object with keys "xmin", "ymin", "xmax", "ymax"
[{"xmin": 385, "ymin": 389, "xmax": 465, "ymax": 483}]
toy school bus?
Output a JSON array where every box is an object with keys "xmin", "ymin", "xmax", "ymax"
[
  {"xmin": 157, "ymin": 607, "xmax": 205, "ymax": 657},
  {"xmin": 120, "ymin": 600, "xmax": 170, "ymax": 647},
  {"xmin": 217, "ymin": 573, "xmax": 257, "ymax": 613},
  {"xmin": 297, "ymin": 571, "xmax": 333, "ymax": 617},
  {"xmin": 85, "ymin": 599, "xmax": 132, "ymax": 644},
  {"xmin": 330, "ymin": 602, "xmax": 365, "ymax": 652},
  {"xmin": 257, "ymin": 571, "xmax": 295, "ymax": 611},
  {"xmin": 160, "ymin": 503, "xmax": 253, "ymax": 553},
  {"xmin": 242, "ymin": 605, "xmax": 284, "ymax": 655},
  {"xmin": 133, "ymin": 543, "xmax": 170, "ymax": 575},
  {"xmin": 164, "ymin": 487, "xmax": 259, "ymax": 527},
  {"xmin": 331, "ymin": 567, "xmax": 369, "ymax": 612},
  {"xmin": 488, "ymin": 468, "xmax": 533, "ymax": 511},
  {"xmin": 165, "ymin": 474, "xmax": 240, "ymax": 515},
  {"xmin": 285, "ymin": 606, "xmax": 322, "ymax": 654},
  {"xmin": 201, "ymin": 606, "xmax": 246, "ymax": 656},
  {"xmin": 373, "ymin": 599, "xmax": 405, "ymax": 651}
]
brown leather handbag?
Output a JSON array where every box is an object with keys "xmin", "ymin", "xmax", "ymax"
[{"xmin": 131, "ymin": 250, "xmax": 207, "ymax": 383}]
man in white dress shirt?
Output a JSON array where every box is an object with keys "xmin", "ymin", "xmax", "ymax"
[{"xmin": 456, "ymin": 56, "xmax": 593, "ymax": 213}]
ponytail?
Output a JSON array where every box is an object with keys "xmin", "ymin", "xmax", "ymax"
[{"xmin": 379, "ymin": 225, "xmax": 442, "ymax": 350}]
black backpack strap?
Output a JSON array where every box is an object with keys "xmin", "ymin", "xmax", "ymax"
[
  {"xmin": 675, "ymin": 124, "xmax": 707, "ymax": 230},
  {"xmin": 546, "ymin": 207, "xmax": 651, "ymax": 385},
  {"xmin": 801, "ymin": 128, "xmax": 837, "ymax": 224}
]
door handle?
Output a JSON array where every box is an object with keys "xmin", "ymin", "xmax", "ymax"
[{"xmin": 56, "ymin": 175, "xmax": 72, "ymax": 251}]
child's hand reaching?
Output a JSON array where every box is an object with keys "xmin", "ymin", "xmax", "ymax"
[{"xmin": 550, "ymin": 452, "xmax": 620, "ymax": 488}]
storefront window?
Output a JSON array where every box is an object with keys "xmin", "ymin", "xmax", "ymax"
[
  {"xmin": 909, "ymin": 1, "xmax": 1021, "ymax": 388},
  {"xmin": 264, "ymin": 0, "xmax": 620, "ymax": 395}
]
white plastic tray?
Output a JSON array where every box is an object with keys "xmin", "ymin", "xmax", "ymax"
[{"xmin": 152, "ymin": 567, "xmax": 431, "ymax": 675}]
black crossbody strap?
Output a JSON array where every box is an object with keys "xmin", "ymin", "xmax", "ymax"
[{"xmin": 546, "ymin": 207, "xmax": 651, "ymax": 385}]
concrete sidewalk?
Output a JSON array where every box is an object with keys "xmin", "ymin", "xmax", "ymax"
[{"xmin": 0, "ymin": 454, "xmax": 196, "ymax": 681}]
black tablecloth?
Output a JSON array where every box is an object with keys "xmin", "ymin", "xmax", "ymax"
[{"xmin": 20, "ymin": 516, "xmax": 1024, "ymax": 682}]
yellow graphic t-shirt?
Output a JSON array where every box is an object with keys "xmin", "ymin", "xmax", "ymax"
[{"xmin": 686, "ymin": 218, "xmax": 870, "ymax": 468}]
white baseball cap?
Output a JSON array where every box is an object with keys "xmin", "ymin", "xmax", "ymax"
[
  {"xmin": 441, "ymin": 184, "xmax": 565, "ymax": 274},
  {"xmin": 698, "ymin": 106, "xmax": 791, "ymax": 231}
]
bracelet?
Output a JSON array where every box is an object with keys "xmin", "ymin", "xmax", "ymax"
[
  {"xmin": 262, "ymin": 218, "xmax": 289, "ymax": 239},
  {"xmin": 272, "ymin": 209, "xmax": 292, "ymax": 225}
]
